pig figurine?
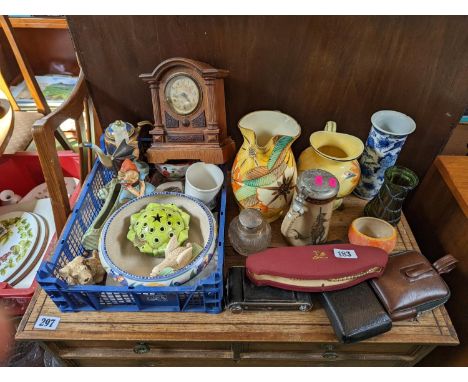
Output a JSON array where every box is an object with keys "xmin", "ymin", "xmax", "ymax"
[{"xmin": 59, "ymin": 250, "xmax": 106, "ymax": 285}]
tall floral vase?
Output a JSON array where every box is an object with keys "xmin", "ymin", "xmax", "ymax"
[
  {"xmin": 354, "ymin": 110, "xmax": 416, "ymax": 200},
  {"xmin": 231, "ymin": 110, "xmax": 301, "ymax": 223}
]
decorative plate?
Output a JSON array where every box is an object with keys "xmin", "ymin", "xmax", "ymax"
[
  {"xmin": 99, "ymin": 192, "xmax": 217, "ymax": 287},
  {"xmin": 10, "ymin": 213, "xmax": 50, "ymax": 288},
  {"xmin": 21, "ymin": 177, "xmax": 79, "ymax": 202},
  {"xmin": 0, "ymin": 211, "xmax": 39, "ymax": 282}
]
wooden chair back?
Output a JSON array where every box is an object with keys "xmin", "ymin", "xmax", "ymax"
[{"xmin": 33, "ymin": 72, "xmax": 102, "ymax": 234}]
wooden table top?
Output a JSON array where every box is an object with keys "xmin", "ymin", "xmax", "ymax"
[
  {"xmin": 435, "ymin": 156, "xmax": 468, "ymax": 218},
  {"xmin": 16, "ymin": 195, "xmax": 459, "ymax": 346}
]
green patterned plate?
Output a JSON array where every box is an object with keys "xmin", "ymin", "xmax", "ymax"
[{"xmin": 0, "ymin": 211, "xmax": 39, "ymax": 283}]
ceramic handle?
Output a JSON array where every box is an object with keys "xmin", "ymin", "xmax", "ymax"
[
  {"xmin": 324, "ymin": 121, "xmax": 337, "ymax": 133},
  {"xmin": 280, "ymin": 209, "xmax": 302, "ymax": 239}
]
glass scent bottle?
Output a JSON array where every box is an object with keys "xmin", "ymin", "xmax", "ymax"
[
  {"xmin": 364, "ymin": 165, "xmax": 419, "ymax": 226},
  {"xmin": 228, "ymin": 208, "xmax": 272, "ymax": 256}
]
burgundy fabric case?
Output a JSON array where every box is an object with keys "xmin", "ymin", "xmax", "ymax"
[{"xmin": 246, "ymin": 244, "xmax": 388, "ymax": 292}]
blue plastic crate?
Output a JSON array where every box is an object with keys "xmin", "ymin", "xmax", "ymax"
[{"xmin": 37, "ymin": 161, "xmax": 227, "ymax": 313}]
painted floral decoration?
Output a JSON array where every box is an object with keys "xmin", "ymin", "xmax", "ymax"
[{"xmin": 0, "ymin": 217, "xmax": 33, "ymax": 277}]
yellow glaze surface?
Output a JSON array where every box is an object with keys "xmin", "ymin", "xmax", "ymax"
[{"xmin": 298, "ymin": 121, "xmax": 364, "ymax": 207}]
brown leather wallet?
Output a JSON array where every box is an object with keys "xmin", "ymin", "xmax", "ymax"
[{"xmin": 370, "ymin": 251, "xmax": 458, "ymax": 321}]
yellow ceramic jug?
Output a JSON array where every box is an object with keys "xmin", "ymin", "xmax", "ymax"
[
  {"xmin": 298, "ymin": 121, "xmax": 364, "ymax": 208},
  {"xmin": 232, "ymin": 111, "xmax": 301, "ymax": 222}
]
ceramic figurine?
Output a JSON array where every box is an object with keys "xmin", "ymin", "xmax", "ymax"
[
  {"xmin": 104, "ymin": 120, "xmax": 139, "ymax": 156},
  {"xmin": 127, "ymin": 202, "xmax": 190, "ymax": 256},
  {"xmin": 281, "ymin": 169, "xmax": 339, "ymax": 246},
  {"xmin": 228, "ymin": 208, "xmax": 272, "ymax": 256},
  {"xmin": 231, "ymin": 110, "xmax": 301, "ymax": 222},
  {"xmin": 117, "ymin": 159, "xmax": 156, "ymax": 205},
  {"xmin": 150, "ymin": 236, "xmax": 199, "ymax": 277},
  {"xmin": 81, "ymin": 158, "xmax": 155, "ymax": 251},
  {"xmin": 364, "ymin": 165, "xmax": 419, "ymax": 226},
  {"xmin": 58, "ymin": 250, "xmax": 106, "ymax": 285},
  {"xmin": 354, "ymin": 110, "xmax": 416, "ymax": 200},
  {"xmin": 298, "ymin": 121, "xmax": 363, "ymax": 209}
]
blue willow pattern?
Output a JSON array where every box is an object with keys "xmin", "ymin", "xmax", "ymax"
[{"xmin": 354, "ymin": 126, "xmax": 407, "ymax": 200}]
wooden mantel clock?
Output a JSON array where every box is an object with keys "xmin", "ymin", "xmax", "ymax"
[{"xmin": 140, "ymin": 57, "xmax": 236, "ymax": 164}]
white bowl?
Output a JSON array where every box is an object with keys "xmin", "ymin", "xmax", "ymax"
[{"xmin": 99, "ymin": 192, "xmax": 217, "ymax": 287}]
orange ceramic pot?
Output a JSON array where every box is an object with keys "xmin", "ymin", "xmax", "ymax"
[{"xmin": 348, "ymin": 217, "xmax": 397, "ymax": 254}]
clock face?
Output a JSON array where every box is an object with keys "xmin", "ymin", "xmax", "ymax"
[{"xmin": 165, "ymin": 75, "xmax": 201, "ymax": 116}]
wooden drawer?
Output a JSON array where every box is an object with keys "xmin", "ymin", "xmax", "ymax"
[{"xmin": 49, "ymin": 340, "xmax": 433, "ymax": 367}]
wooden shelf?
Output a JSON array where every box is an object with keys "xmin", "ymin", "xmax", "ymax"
[{"xmin": 1, "ymin": 17, "xmax": 67, "ymax": 29}]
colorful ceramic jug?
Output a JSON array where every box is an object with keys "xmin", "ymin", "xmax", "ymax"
[
  {"xmin": 231, "ymin": 111, "xmax": 301, "ymax": 222},
  {"xmin": 297, "ymin": 121, "xmax": 364, "ymax": 209}
]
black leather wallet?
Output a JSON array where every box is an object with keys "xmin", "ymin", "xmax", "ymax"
[{"xmin": 321, "ymin": 281, "xmax": 392, "ymax": 343}]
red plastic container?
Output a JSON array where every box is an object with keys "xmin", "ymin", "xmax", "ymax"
[{"xmin": 0, "ymin": 151, "xmax": 80, "ymax": 316}]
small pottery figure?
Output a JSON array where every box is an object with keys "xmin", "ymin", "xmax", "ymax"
[
  {"xmin": 281, "ymin": 169, "xmax": 339, "ymax": 246},
  {"xmin": 354, "ymin": 110, "xmax": 416, "ymax": 200},
  {"xmin": 228, "ymin": 208, "xmax": 272, "ymax": 256},
  {"xmin": 231, "ymin": 110, "xmax": 301, "ymax": 222},
  {"xmin": 104, "ymin": 120, "xmax": 139, "ymax": 156},
  {"xmin": 58, "ymin": 250, "xmax": 106, "ymax": 285},
  {"xmin": 117, "ymin": 159, "xmax": 156, "ymax": 204},
  {"xmin": 150, "ymin": 236, "xmax": 196, "ymax": 277},
  {"xmin": 127, "ymin": 202, "xmax": 190, "ymax": 256},
  {"xmin": 81, "ymin": 158, "xmax": 156, "ymax": 251},
  {"xmin": 364, "ymin": 165, "xmax": 419, "ymax": 226},
  {"xmin": 348, "ymin": 217, "xmax": 397, "ymax": 254},
  {"xmin": 298, "ymin": 121, "xmax": 363, "ymax": 209}
]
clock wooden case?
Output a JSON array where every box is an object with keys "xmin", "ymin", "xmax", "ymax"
[{"xmin": 140, "ymin": 57, "xmax": 236, "ymax": 164}]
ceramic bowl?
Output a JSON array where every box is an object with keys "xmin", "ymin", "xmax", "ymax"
[
  {"xmin": 155, "ymin": 161, "xmax": 194, "ymax": 179},
  {"xmin": 99, "ymin": 192, "xmax": 216, "ymax": 287},
  {"xmin": 348, "ymin": 216, "xmax": 397, "ymax": 254}
]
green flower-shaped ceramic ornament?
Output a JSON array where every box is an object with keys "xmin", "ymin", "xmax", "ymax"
[{"xmin": 127, "ymin": 203, "xmax": 190, "ymax": 256}]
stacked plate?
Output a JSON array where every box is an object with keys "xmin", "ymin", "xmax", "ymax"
[
  {"xmin": 0, "ymin": 211, "xmax": 49, "ymax": 288},
  {"xmin": 21, "ymin": 177, "xmax": 79, "ymax": 202}
]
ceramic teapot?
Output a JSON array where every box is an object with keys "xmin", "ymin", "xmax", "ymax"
[
  {"xmin": 231, "ymin": 110, "xmax": 301, "ymax": 222},
  {"xmin": 298, "ymin": 121, "xmax": 364, "ymax": 208}
]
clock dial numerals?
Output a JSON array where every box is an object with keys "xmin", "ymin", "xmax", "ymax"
[{"xmin": 165, "ymin": 75, "xmax": 201, "ymax": 116}]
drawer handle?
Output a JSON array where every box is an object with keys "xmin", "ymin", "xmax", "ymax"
[
  {"xmin": 322, "ymin": 351, "xmax": 338, "ymax": 360},
  {"xmin": 134, "ymin": 342, "xmax": 150, "ymax": 354}
]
